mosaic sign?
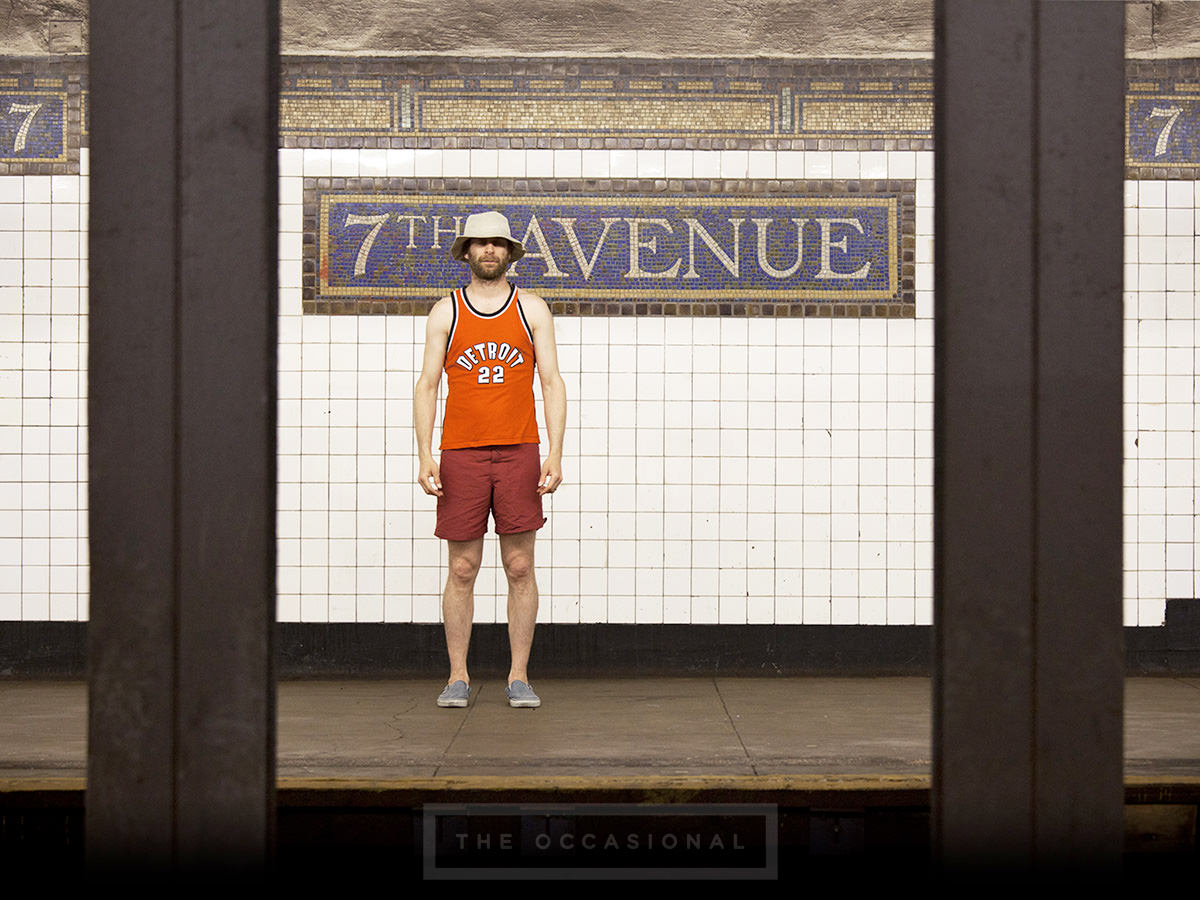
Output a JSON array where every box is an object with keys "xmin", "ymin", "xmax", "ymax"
[
  {"xmin": 0, "ymin": 91, "xmax": 67, "ymax": 163},
  {"xmin": 1127, "ymin": 95, "xmax": 1200, "ymax": 167},
  {"xmin": 312, "ymin": 190, "xmax": 908, "ymax": 316}
]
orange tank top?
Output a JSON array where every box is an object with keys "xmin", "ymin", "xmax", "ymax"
[{"xmin": 440, "ymin": 284, "xmax": 540, "ymax": 450}]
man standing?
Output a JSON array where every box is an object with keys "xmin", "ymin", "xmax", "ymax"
[{"xmin": 414, "ymin": 210, "xmax": 566, "ymax": 709}]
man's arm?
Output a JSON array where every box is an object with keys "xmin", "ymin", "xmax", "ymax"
[
  {"xmin": 522, "ymin": 292, "xmax": 566, "ymax": 494},
  {"xmin": 414, "ymin": 297, "xmax": 452, "ymax": 496}
]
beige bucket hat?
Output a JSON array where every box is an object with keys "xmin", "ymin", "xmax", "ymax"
[{"xmin": 449, "ymin": 210, "xmax": 526, "ymax": 262}]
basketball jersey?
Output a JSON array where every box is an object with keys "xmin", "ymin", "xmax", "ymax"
[{"xmin": 440, "ymin": 285, "xmax": 540, "ymax": 450}]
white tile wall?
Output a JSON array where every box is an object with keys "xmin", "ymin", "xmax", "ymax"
[
  {"xmin": 0, "ymin": 155, "xmax": 89, "ymax": 621},
  {"xmin": 277, "ymin": 147, "xmax": 936, "ymax": 626},
  {"xmin": 1123, "ymin": 179, "xmax": 1200, "ymax": 626},
  {"xmin": 0, "ymin": 147, "xmax": 1185, "ymax": 627}
]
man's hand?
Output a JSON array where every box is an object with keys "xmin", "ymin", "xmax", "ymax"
[
  {"xmin": 418, "ymin": 458, "xmax": 443, "ymax": 496},
  {"xmin": 538, "ymin": 457, "xmax": 562, "ymax": 495}
]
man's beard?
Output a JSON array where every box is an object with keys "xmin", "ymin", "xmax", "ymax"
[{"xmin": 467, "ymin": 253, "xmax": 510, "ymax": 282}]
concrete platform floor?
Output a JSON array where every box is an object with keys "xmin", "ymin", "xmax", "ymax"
[{"xmin": 1, "ymin": 676, "xmax": 1198, "ymax": 781}]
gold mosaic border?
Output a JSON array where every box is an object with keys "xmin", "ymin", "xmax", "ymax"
[
  {"xmin": 281, "ymin": 92, "xmax": 396, "ymax": 134},
  {"xmin": 414, "ymin": 93, "xmax": 778, "ymax": 137},
  {"xmin": 795, "ymin": 96, "xmax": 933, "ymax": 140},
  {"xmin": 302, "ymin": 177, "xmax": 917, "ymax": 318}
]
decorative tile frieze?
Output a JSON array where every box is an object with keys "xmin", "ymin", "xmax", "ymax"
[
  {"xmin": 4, "ymin": 55, "xmax": 1200, "ymax": 176},
  {"xmin": 277, "ymin": 56, "xmax": 1200, "ymax": 174},
  {"xmin": 303, "ymin": 177, "xmax": 917, "ymax": 318},
  {"xmin": 281, "ymin": 57, "xmax": 936, "ymax": 150}
]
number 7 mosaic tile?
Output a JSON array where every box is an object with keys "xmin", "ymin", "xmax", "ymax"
[{"xmin": 0, "ymin": 59, "xmax": 85, "ymax": 175}]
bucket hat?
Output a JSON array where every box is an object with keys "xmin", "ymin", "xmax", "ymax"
[{"xmin": 449, "ymin": 210, "xmax": 525, "ymax": 262}]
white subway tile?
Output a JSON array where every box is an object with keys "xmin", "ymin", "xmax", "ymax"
[{"xmin": 581, "ymin": 149, "xmax": 609, "ymax": 178}]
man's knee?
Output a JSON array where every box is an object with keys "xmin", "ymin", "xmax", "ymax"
[
  {"xmin": 502, "ymin": 550, "xmax": 534, "ymax": 582},
  {"xmin": 449, "ymin": 553, "xmax": 481, "ymax": 583}
]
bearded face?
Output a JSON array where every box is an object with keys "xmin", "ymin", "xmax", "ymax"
[{"xmin": 465, "ymin": 238, "xmax": 512, "ymax": 281}]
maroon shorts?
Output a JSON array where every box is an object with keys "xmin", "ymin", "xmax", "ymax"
[{"xmin": 435, "ymin": 443, "xmax": 546, "ymax": 541}]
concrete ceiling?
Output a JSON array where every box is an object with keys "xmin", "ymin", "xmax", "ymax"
[
  {"xmin": 1, "ymin": 1, "xmax": 1199, "ymax": 58},
  {"xmin": 276, "ymin": 1, "xmax": 1200, "ymax": 59}
]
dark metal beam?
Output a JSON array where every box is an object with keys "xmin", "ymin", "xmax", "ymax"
[
  {"xmin": 1031, "ymin": 2, "xmax": 1126, "ymax": 865},
  {"xmin": 934, "ymin": 0, "xmax": 1125, "ymax": 872},
  {"xmin": 87, "ymin": 0, "xmax": 278, "ymax": 873}
]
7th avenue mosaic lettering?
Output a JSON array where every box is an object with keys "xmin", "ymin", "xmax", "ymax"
[{"xmin": 317, "ymin": 193, "xmax": 900, "ymax": 305}]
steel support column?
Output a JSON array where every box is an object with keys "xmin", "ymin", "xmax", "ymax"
[
  {"xmin": 87, "ymin": 0, "xmax": 279, "ymax": 873},
  {"xmin": 934, "ymin": 0, "xmax": 1125, "ymax": 872}
]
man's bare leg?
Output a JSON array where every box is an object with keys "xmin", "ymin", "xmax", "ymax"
[
  {"xmin": 499, "ymin": 529, "xmax": 538, "ymax": 685},
  {"xmin": 443, "ymin": 537, "xmax": 484, "ymax": 685}
]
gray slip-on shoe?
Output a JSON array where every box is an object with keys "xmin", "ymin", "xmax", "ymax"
[
  {"xmin": 505, "ymin": 680, "xmax": 541, "ymax": 708},
  {"xmin": 437, "ymin": 680, "xmax": 470, "ymax": 708}
]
